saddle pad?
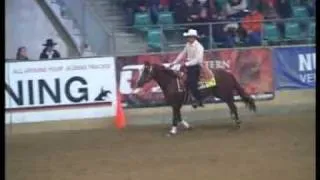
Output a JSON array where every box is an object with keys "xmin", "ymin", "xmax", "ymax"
[{"xmin": 198, "ymin": 77, "xmax": 216, "ymax": 89}]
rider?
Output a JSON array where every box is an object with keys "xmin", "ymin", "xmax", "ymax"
[{"xmin": 171, "ymin": 29, "xmax": 204, "ymax": 108}]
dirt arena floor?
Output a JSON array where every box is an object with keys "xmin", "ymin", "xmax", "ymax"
[{"xmin": 6, "ymin": 90, "xmax": 315, "ymax": 180}]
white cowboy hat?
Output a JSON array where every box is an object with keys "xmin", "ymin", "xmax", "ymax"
[{"xmin": 183, "ymin": 29, "xmax": 199, "ymax": 37}]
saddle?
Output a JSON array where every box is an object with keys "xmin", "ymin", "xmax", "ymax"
[{"xmin": 173, "ymin": 62, "xmax": 216, "ymax": 92}]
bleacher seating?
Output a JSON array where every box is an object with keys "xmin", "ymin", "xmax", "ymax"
[{"xmin": 123, "ymin": 0, "xmax": 315, "ymax": 50}]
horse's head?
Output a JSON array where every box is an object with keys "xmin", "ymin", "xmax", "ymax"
[{"xmin": 137, "ymin": 61, "xmax": 157, "ymax": 88}]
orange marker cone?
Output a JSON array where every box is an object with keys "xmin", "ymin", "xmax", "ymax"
[{"xmin": 114, "ymin": 92, "xmax": 126, "ymax": 129}]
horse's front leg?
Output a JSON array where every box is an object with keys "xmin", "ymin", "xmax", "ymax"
[
  {"xmin": 168, "ymin": 106, "xmax": 179, "ymax": 136},
  {"xmin": 177, "ymin": 108, "xmax": 192, "ymax": 130},
  {"xmin": 168, "ymin": 106, "xmax": 192, "ymax": 136}
]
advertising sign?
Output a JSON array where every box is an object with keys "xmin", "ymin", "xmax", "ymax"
[
  {"xmin": 5, "ymin": 57, "xmax": 117, "ymax": 123},
  {"xmin": 116, "ymin": 48, "xmax": 274, "ymax": 107},
  {"xmin": 273, "ymin": 46, "xmax": 316, "ymax": 89}
]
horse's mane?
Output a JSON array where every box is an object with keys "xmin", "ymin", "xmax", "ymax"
[{"xmin": 154, "ymin": 64, "xmax": 178, "ymax": 78}]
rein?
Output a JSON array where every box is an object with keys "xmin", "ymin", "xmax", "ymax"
[{"xmin": 152, "ymin": 65, "xmax": 189, "ymax": 103}]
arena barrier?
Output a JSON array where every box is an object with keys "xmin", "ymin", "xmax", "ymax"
[
  {"xmin": 116, "ymin": 47, "xmax": 275, "ymax": 108},
  {"xmin": 272, "ymin": 46, "xmax": 315, "ymax": 90},
  {"xmin": 5, "ymin": 46, "xmax": 315, "ymax": 124},
  {"xmin": 5, "ymin": 57, "xmax": 117, "ymax": 124},
  {"xmin": 116, "ymin": 45, "xmax": 315, "ymax": 108}
]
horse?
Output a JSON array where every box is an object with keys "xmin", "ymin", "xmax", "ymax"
[{"xmin": 136, "ymin": 61, "xmax": 257, "ymax": 136}]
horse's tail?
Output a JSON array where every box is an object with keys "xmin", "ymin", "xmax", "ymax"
[{"xmin": 232, "ymin": 76, "xmax": 257, "ymax": 112}]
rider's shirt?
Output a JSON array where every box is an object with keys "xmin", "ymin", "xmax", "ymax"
[{"xmin": 173, "ymin": 40, "xmax": 204, "ymax": 67}]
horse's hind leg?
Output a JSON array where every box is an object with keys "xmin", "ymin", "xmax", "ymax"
[{"xmin": 226, "ymin": 100, "xmax": 241, "ymax": 128}]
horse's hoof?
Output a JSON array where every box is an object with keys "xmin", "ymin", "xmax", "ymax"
[
  {"xmin": 166, "ymin": 132, "xmax": 177, "ymax": 137},
  {"xmin": 235, "ymin": 121, "xmax": 241, "ymax": 129},
  {"xmin": 185, "ymin": 126, "xmax": 193, "ymax": 131},
  {"xmin": 192, "ymin": 104, "xmax": 198, "ymax": 109}
]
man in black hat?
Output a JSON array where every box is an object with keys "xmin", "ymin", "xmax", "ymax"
[{"xmin": 39, "ymin": 39, "xmax": 61, "ymax": 59}]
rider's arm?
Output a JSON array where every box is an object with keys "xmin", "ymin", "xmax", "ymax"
[
  {"xmin": 172, "ymin": 46, "xmax": 187, "ymax": 64},
  {"xmin": 185, "ymin": 45, "xmax": 204, "ymax": 67}
]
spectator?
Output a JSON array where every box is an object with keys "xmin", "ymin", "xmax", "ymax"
[
  {"xmin": 241, "ymin": 10, "xmax": 264, "ymax": 46},
  {"xmin": 249, "ymin": 0, "xmax": 274, "ymax": 12},
  {"xmin": 211, "ymin": 18, "xmax": 236, "ymax": 48},
  {"xmin": 275, "ymin": 0, "xmax": 292, "ymax": 19},
  {"xmin": 193, "ymin": 8, "xmax": 210, "ymax": 36},
  {"xmin": 275, "ymin": 0, "xmax": 292, "ymax": 37},
  {"xmin": 172, "ymin": 0, "xmax": 188, "ymax": 23},
  {"xmin": 196, "ymin": 0, "xmax": 209, "ymax": 8},
  {"xmin": 160, "ymin": 0, "xmax": 169, "ymax": 9},
  {"xmin": 223, "ymin": 22, "xmax": 241, "ymax": 47},
  {"xmin": 207, "ymin": 0, "xmax": 220, "ymax": 19},
  {"xmin": 39, "ymin": 39, "xmax": 61, "ymax": 60},
  {"xmin": 225, "ymin": 0, "xmax": 249, "ymax": 19},
  {"xmin": 138, "ymin": 0, "xmax": 148, "ymax": 12},
  {"xmin": 186, "ymin": 0, "xmax": 201, "ymax": 23},
  {"xmin": 148, "ymin": 0, "xmax": 161, "ymax": 24},
  {"xmin": 172, "ymin": 0, "xmax": 200, "ymax": 23},
  {"xmin": 169, "ymin": 0, "xmax": 184, "ymax": 11},
  {"xmin": 122, "ymin": 0, "xmax": 141, "ymax": 26},
  {"xmin": 261, "ymin": 1, "xmax": 278, "ymax": 20},
  {"xmin": 16, "ymin": 46, "xmax": 29, "ymax": 60}
]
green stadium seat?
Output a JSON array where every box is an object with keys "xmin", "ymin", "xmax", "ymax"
[
  {"xmin": 263, "ymin": 23, "xmax": 280, "ymax": 42},
  {"xmin": 284, "ymin": 22, "xmax": 301, "ymax": 40},
  {"xmin": 292, "ymin": 6, "xmax": 309, "ymax": 18},
  {"xmin": 133, "ymin": 13, "xmax": 152, "ymax": 31},
  {"xmin": 158, "ymin": 11, "xmax": 174, "ymax": 25},
  {"xmin": 290, "ymin": 0, "xmax": 300, "ymax": 6},
  {"xmin": 147, "ymin": 29, "xmax": 162, "ymax": 49},
  {"xmin": 307, "ymin": 21, "xmax": 315, "ymax": 42},
  {"xmin": 216, "ymin": 0, "xmax": 228, "ymax": 11},
  {"xmin": 158, "ymin": 11, "xmax": 176, "ymax": 31}
]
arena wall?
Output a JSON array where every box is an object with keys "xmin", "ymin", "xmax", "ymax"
[{"xmin": 5, "ymin": 46, "xmax": 315, "ymax": 135}]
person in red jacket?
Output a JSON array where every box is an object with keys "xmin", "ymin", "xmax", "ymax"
[{"xmin": 241, "ymin": 10, "xmax": 264, "ymax": 46}]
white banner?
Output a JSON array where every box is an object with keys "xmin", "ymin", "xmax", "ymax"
[{"xmin": 5, "ymin": 57, "xmax": 117, "ymax": 124}]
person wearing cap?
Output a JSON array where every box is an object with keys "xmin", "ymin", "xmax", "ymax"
[
  {"xmin": 39, "ymin": 39, "xmax": 61, "ymax": 59},
  {"xmin": 171, "ymin": 29, "xmax": 204, "ymax": 108}
]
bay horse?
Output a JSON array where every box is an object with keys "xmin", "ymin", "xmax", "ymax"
[{"xmin": 136, "ymin": 61, "xmax": 256, "ymax": 136}]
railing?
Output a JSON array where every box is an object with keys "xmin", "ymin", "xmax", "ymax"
[
  {"xmin": 57, "ymin": 0, "xmax": 114, "ymax": 55},
  {"xmin": 110, "ymin": 17, "xmax": 315, "ymax": 56}
]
